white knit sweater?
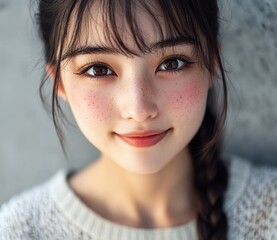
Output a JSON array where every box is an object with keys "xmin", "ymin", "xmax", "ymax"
[{"xmin": 1, "ymin": 157, "xmax": 277, "ymax": 240}]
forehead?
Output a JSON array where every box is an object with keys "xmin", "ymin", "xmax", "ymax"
[{"xmin": 66, "ymin": 0, "xmax": 181, "ymax": 54}]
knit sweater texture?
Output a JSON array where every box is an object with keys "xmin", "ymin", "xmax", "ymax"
[{"xmin": 0, "ymin": 156, "xmax": 277, "ymax": 240}]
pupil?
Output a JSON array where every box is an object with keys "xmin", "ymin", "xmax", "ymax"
[
  {"xmin": 165, "ymin": 59, "xmax": 177, "ymax": 70},
  {"xmin": 93, "ymin": 66, "xmax": 107, "ymax": 75}
]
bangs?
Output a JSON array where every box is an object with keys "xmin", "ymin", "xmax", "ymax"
[{"xmin": 62, "ymin": 0, "xmax": 209, "ymax": 59}]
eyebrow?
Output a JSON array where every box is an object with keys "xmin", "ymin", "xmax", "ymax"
[{"xmin": 61, "ymin": 36, "xmax": 195, "ymax": 61}]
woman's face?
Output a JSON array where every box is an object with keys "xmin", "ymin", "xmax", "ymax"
[{"xmin": 56, "ymin": 4, "xmax": 212, "ymax": 174}]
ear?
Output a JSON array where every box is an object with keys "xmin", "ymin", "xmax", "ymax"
[{"xmin": 46, "ymin": 64, "xmax": 67, "ymax": 101}]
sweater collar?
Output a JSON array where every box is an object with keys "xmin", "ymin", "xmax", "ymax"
[{"xmin": 49, "ymin": 156, "xmax": 250, "ymax": 240}]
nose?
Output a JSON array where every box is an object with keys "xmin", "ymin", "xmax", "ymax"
[{"xmin": 118, "ymin": 77, "xmax": 159, "ymax": 122}]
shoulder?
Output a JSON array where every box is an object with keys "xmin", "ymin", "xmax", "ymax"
[
  {"xmin": 0, "ymin": 170, "xmax": 65, "ymax": 239},
  {"xmin": 225, "ymin": 156, "xmax": 277, "ymax": 240}
]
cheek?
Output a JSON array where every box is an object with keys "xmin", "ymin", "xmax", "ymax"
[
  {"xmin": 70, "ymin": 89, "xmax": 113, "ymax": 124},
  {"xmin": 167, "ymin": 78, "xmax": 208, "ymax": 117}
]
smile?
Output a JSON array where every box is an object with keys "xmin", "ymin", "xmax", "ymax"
[{"xmin": 115, "ymin": 129, "xmax": 172, "ymax": 148}]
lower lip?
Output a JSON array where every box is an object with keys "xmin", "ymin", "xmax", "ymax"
[{"xmin": 116, "ymin": 129, "xmax": 171, "ymax": 148}]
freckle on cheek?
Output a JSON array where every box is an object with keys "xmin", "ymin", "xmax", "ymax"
[
  {"xmin": 171, "ymin": 82, "xmax": 204, "ymax": 114},
  {"xmin": 80, "ymin": 95, "xmax": 110, "ymax": 122}
]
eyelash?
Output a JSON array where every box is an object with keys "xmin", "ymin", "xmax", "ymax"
[
  {"xmin": 75, "ymin": 62, "xmax": 115, "ymax": 80},
  {"xmin": 156, "ymin": 55, "xmax": 195, "ymax": 73},
  {"xmin": 75, "ymin": 55, "xmax": 195, "ymax": 80}
]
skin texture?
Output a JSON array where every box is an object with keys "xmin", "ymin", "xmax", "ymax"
[{"xmin": 48, "ymin": 3, "xmax": 213, "ymax": 228}]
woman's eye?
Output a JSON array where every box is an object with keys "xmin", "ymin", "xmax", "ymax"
[
  {"xmin": 157, "ymin": 57, "xmax": 193, "ymax": 72},
  {"xmin": 87, "ymin": 64, "xmax": 114, "ymax": 77},
  {"xmin": 79, "ymin": 64, "xmax": 115, "ymax": 78}
]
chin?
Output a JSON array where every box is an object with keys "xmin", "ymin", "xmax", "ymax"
[
  {"xmin": 114, "ymin": 154, "xmax": 172, "ymax": 175},
  {"xmin": 127, "ymin": 166, "xmax": 165, "ymax": 175}
]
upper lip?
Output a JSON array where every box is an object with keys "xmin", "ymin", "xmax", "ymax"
[{"xmin": 115, "ymin": 129, "xmax": 171, "ymax": 137}]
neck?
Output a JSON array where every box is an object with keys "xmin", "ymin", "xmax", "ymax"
[{"xmin": 92, "ymin": 148, "xmax": 198, "ymax": 228}]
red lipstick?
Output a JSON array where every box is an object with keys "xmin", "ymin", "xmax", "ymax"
[{"xmin": 116, "ymin": 129, "xmax": 171, "ymax": 148}]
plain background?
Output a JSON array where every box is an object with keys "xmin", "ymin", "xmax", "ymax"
[{"xmin": 0, "ymin": 0, "xmax": 277, "ymax": 204}]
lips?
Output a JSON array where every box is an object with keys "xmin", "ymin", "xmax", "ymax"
[{"xmin": 115, "ymin": 129, "xmax": 171, "ymax": 148}]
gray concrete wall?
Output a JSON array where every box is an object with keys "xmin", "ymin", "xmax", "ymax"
[
  {"xmin": 0, "ymin": 0, "xmax": 276, "ymax": 204},
  {"xmin": 222, "ymin": 0, "xmax": 277, "ymax": 164},
  {"xmin": 0, "ymin": 1, "xmax": 99, "ymax": 204}
]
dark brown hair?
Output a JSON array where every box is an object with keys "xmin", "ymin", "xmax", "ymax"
[{"xmin": 35, "ymin": 0, "xmax": 229, "ymax": 239}]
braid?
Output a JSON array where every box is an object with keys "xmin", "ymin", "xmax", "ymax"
[{"xmin": 190, "ymin": 102, "xmax": 229, "ymax": 240}]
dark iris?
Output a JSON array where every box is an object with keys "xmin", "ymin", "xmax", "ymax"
[
  {"xmin": 163, "ymin": 59, "xmax": 179, "ymax": 70},
  {"xmin": 91, "ymin": 65, "xmax": 109, "ymax": 76}
]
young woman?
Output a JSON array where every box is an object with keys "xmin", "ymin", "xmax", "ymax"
[{"xmin": 1, "ymin": 0, "xmax": 277, "ymax": 239}]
